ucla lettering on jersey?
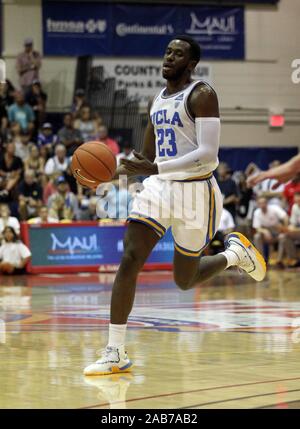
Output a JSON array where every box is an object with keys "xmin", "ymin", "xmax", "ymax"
[{"xmin": 150, "ymin": 80, "xmax": 219, "ymax": 181}]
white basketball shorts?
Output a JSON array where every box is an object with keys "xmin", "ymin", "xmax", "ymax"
[{"xmin": 127, "ymin": 173, "xmax": 223, "ymax": 257}]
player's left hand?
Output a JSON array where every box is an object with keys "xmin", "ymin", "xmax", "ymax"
[{"xmin": 120, "ymin": 151, "xmax": 158, "ymax": 175}]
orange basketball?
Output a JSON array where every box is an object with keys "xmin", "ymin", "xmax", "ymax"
[{"xmin": 71, "ymin": 141, "xmax": 117, "ymax": 188}]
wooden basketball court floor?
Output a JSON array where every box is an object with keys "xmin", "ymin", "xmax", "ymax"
[{"xmin": 0, "ymin": 268, "xmax": 300, "ymax": 409}]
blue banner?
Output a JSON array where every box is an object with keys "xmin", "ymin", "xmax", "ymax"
[
  {"xmin": 42, "ymin": 1, "xmax": 244, "ymax": 59},
  {"xmin": 28, "ymin": 224, "xmax": 174, "ymax": 268},
  {"xmin": 43, "ymin": 1, "xmax": 111, "ymax": 56}
]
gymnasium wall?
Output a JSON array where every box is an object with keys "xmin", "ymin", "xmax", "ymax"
[{"xmin": 2, "ymin": 0, "xmax": 300, "ymax": 148}]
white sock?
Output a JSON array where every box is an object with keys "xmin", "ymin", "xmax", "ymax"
[
  {"xmin": 220, "ymin": 249, "xmax": 240, "ymax": 268},
  {"xmin": 108, "ymin": 323, "xmax": 127, "ymax": 348}
]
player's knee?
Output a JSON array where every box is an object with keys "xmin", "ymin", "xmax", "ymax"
[
  {"xmin": 173, "ymin": 272, "xmax": 193, "ymax": 291},
  {"xmin": 121, "ymin": 239, "xmax": 145, "ymax": 272}
]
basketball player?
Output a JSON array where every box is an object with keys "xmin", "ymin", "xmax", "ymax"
[
  {"xmin": 247, "ymin": 153, "xmax": 300, "ymax": 188},
  {"xmin": 84, "ymin": 36, "xmax": 266, "ymax": 376}
]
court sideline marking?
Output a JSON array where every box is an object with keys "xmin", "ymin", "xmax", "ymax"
[{"xmin": 79, "ymin": 375, "xmax": 300, "ymax": 409}]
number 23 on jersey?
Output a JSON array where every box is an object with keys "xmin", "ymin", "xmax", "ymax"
[{"xmin": 156, "ymin": 128, "xmax": 177, "ymax": 157}]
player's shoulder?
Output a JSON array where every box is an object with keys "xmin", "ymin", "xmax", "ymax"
[
  {"xmin": 190, "ymin": 81, "xmax": 218, "ymax": 100},
  {"xmin": 188, "ymin": 81, "xmax": 219, "ymax": 117}
]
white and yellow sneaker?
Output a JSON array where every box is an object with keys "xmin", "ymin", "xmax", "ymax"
[
  {"xmin": 225, "ymin": 232, "xmax": 267, "ymax": 282},
  {"xmin": 84, "ymin": 345, "xmax": 133, "ymax": 376}
]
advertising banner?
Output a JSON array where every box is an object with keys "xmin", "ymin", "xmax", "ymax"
[
  {"xmin": 92, "ymin": 58, "xmax": 212, "ymax": 107},
  {"xmin": 22, "ymin": 222, "xmax": 174, "ymax": 273},
  {"xmin": 42, "ymin": 1, "xmax": 244, "ymax": 60}
]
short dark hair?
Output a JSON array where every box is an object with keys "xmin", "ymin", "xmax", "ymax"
[
  {"xmin": 3, "ymin": 226, "xmax": 18, "ymax": 242},
  {"xmin": 172, "ymin": 35, "xmax": 201, "ymax": 63}
]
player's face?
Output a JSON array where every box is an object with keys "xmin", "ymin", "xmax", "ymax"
[{"xmin": 162, "ymin": 40, "xmax": 193, "ymax": 80}]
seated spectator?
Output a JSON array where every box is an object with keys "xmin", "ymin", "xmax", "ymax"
[
  {"xmin": 47, "ymin": 176, "xmax": 79, "ymax": 220},
  {"xmin": 44, "ymin": 144, "xmax": 70, "ymax": 177},
  {"xmin": 71, "ymin": 89, "xmax": 87, "ymax": 118},
  {"xmin": 18, "ymin": 169, "xmax": 43, "ymax": 220},
  {"xmin": 8, "ymin": 91, "xmax": 35, "ymax": 132},
  {"xmin": 0, "ymin": 83, "xmax": 9, "ymax": 142},
  {"xmin": 0, "ymin": 142, "xmax": 23, "ymax": 196},
  {"xmin": 0, "ymin": 79, "xmax": 16, "ymax": 107},
  {"xmin": 24, "ymin": 144, "xmax": 45, "ymax": 179},
  {"xmin": 96, "ymin": 179, "xmax": 131, "ymax": 220},
  {"xmin": 15, "ymin": 130, "xmax": 34, "ymax": 161},
  {"xmin": 253, "ymin": 197, "xmax": 289, "ymax": 262},
  {"xmin": 28, "ymin": 205, "xmax": 58, "ymax": 224},
  {"xmin": 57, "ymin": 113, "xmax": 83, "ymax": 156},
  {"xmin": 217, "ymin": 163, "xmax": 238, "ymax": 220},
  {"xmin": 277, "ymin": 191, "xmax": 300, "ymax": 267},
  {"xmin": 283, "ymin": 173, "xmax": 300, "ymax": 215},
  {"xmin": 37, "ymin": 122, "xmax": 58, "ymax": 156},
  {"xmin": 255, "ymin": 161, "xmax": 285, "ymax": 207},
  {"xmin": 8, "ymin": 122, "xmax": 22, "ymax": 146},
  {"xmin": 236, "ymin": 172, "xmax": 253, "ymax": 236},
  {"xmin": 0, "ymin": 204, "xmax": 20, "ymax": 237},
  {"xmin": 0, "ymin": 226, "xmax": 31, "ymax": 274},
  {"xmin": 74, "ymin": 105, "xmax": 99, "ymax": 141},
  {"xmin": 77, "ymin": 186, "xmax": 98, "ymax": 220},
  {"xmin": 26, "ymin": 80, "xmax": 47, "ymax": 128},
  {"xmin": 116, "ymin": 141, "xmax": 134, "ymax": 166},
  {"xmin": 97, "ymin": 125, "xmax": 120, "ymax": 155}
]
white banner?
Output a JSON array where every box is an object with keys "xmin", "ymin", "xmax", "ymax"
[{"xmin": 92, "ymin": 58, "xmax": 212, "ymax": 108}]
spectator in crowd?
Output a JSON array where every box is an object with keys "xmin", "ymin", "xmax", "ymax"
[
  {"xmin": 28, "ymin": 205, "xmax": 58, "ymax": 224},
  {"xmin": 0, "ymin": 204, "xmax": 20, "ymax": 237},
  {"xmin": 253, "ymin": 196, "xmax": 289, "ymax": 262},
  {"xmin": 8, "ymin": 91, "xmax": 35, "ymax": 132},
  {"xmin": 7, "ymin": 122, "xmax": 22, "ymax": 147},
  {"xmin": 16, "ymin": 38, "xmax": 42, "ymax": 94},
  {"xmin": 217, "ymin": 163, "xmax": 239, "ymax": 220},
  {"xmin": 235, "ymin": 172, "xmax": 253, "ymax": 235},
  {"xmin": 18, "ymin": 169, "xmax": 43, "ymax": 220},
  {"xmin": 24, "ymin": 144, "xmax": 45, "ymax": 180},
  {"xmin": 47, "ymin": 176, "xmax": 79, "ymax": 221},
  {"xmin": 0, "ymin": 79, "xmax": 16, "ymax": 107},
  {"xmin": 116, "ymin": 141, "xmax": 134, "ymax": 166},
  {"xmin": 0, "ymin": 82, "xmax": 9, "ymax": 143},
  {"xmin": 277, "ymin": 191, "xmax": 300, "ymax": 267},
  {"xmin": 255, "ymin": 161, "xmax": 285, "ymax": 207},
  {"xmin": 71, "ymin": 89, "xmax": 87, "ymax": 118},
  {"xmin": 0, "ymin": 177, "xmax": 10, "ymax": 205},
  {"xmin": 283, "ymin": 173, "xmax": 300, "ymax": 214},
  {"xmin": 57, "ymin": 113, "xmax": 83, "ymax": 156},
  {"xmin": 15, "ymin": 130, "xmax": 34, "ymax": 161},
  {"xmin": 77, "ymin": 186, "xmax": 98, "ymax": 220},
  {"xmin": 37, "ymin": 122, "xmax": 58, "ymax": 155},
  {"xmin": 0, "ymin": 142, "xmax": 23, "ymax": 196},
  {"xmin": 97, "ymin": 125, "xmax": 120, "ymax": 155},
  {"xmin": 74, "ymin": 105, "xmax": 99, "ymax": 142},
  {"xmin": 0, "ymin": 226, "xmax": 31, "ymax": 274},
  {"xmin": 96, "ymin": 179, "xmax": 131, "ymax": 220},
  {"xmin": 44, "ymin": 144, "xmax": 70, "ymax": 177},
  {"xmin": 26, "ymin": 80, "xmax": 47, "ymax": 128}
]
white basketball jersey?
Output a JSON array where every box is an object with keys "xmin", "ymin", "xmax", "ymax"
[{"xmin": 150, "ymin": 80, "xmax": 219, "ymax": 181}]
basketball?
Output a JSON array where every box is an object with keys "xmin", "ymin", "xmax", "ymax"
[{"xmin": 71, "ymin": 141, "xmax": 117, "ymax": 188}]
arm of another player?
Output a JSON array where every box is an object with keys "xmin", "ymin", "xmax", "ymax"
[
  {"xmin": 247, "ymin": 154, "xmax": 300, "ymax": 189},
  {"xmin": 155, "ymin": 83, "xmax": 220, "ymax": 175}
]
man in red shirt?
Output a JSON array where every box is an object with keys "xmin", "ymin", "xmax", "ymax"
[
  {"xmin": 97, "ymin": 125, "xmax": 120, "ymax": 155},
  {"xmin": 283, "ymin": 173, "xmax": 300, "ymax": 214}
]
